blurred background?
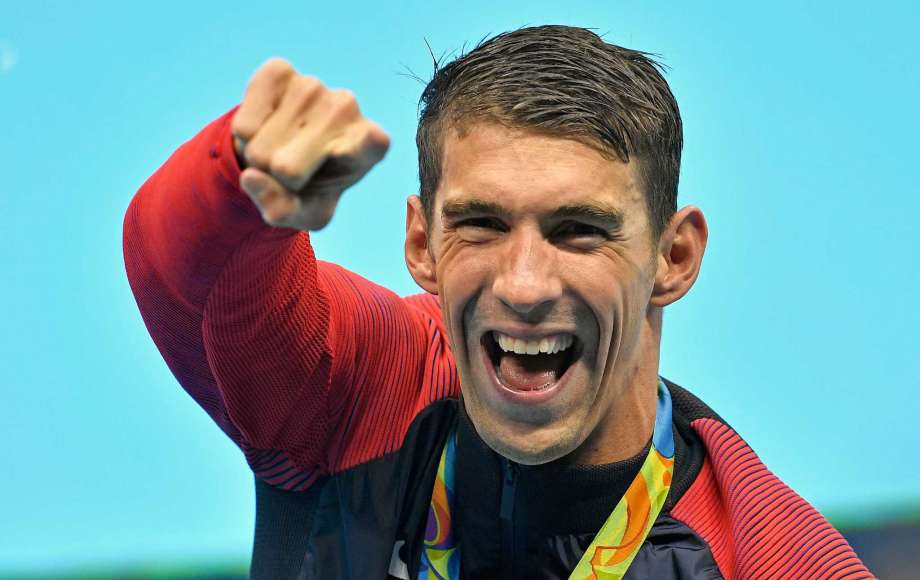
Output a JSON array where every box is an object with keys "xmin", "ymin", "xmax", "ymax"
[{"xmin": 2, "ymin": 1, "xmax": 918, "ymax": 578}]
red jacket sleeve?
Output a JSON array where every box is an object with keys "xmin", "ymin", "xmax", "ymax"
[{"xmin": 123, "ymin": 107, "xmax": 457, "ymax": 490}]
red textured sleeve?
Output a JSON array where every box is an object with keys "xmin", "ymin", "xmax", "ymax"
[
  {"xmin": 123, "ymin": 107, "xmax": 458, "ymax": 490},
  {"xmin": 672, "ymin": 419, "xmax": 873, "ymax": 579}
]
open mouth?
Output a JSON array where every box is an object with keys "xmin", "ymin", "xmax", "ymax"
[{"xmin": 482, "ymin": 331, "xmax": 581, "ymax": 392}]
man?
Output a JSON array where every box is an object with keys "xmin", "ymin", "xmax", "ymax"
[{"xmin": 123, "ymin": 25, "xmax": 870, "ymax": 579}]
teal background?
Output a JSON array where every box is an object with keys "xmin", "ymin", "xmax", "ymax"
[{"xmin": 2, "ymin": 0, "xmax": 917, "ymax": 574}]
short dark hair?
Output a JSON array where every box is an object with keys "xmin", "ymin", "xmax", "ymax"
[{"xmin": 416, "ymin": 25, "xmax": 682, "ymax": 241}]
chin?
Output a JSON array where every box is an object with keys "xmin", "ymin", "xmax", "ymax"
[
  {"xmin": 496, "ymin": 440, "xmax": 575, "ymax": 466},
  {"xmin": 466, "ymin": 402, "xmax": 586, "ymax": 465}
]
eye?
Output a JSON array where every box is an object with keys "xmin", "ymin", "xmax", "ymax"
[
  {"xmin": 554, "ymin": 221, "xmax": 609, "ymax": 238},
  {"xmin": 457, "ymin": 217, "xmax": 504, "ymax": 230},
  {"xmin": 451, "ymin": 217, "xmax": 506, "ymax": 243},
  {"xmin": 552, "ymin": 221, "xmax": 612, "ymax": 248}
]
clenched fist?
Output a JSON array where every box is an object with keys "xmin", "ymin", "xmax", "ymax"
[{"xmin": 231, "ymin": 58, "xmax": 390, "ymax": 231}]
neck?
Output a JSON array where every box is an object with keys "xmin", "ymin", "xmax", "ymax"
[{"xmin": 568, "ymin": 309, "xmax": 662, "ymax": 465}]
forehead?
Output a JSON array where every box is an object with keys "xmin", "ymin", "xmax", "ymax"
[{"xmin": 436, "ymin": 122, "xmax": 644, "ymax": 215}]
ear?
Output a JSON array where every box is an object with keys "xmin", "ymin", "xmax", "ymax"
[
  {"xmin": 650, "ymin": 205, "xmax": 708, "ymax": 307},
  {"xmin": 405, "ymin": 195, "xmax": 439, "ymax": 294}
]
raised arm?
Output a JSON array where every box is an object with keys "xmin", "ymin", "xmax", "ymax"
[{"xmin": 123, "ymin": 59, "xmax": 454, "ymax": 490}]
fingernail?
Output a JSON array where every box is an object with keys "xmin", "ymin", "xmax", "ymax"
[{"xmin": 241, "ymin": 177, "xmax": 264, "ymax": 200}]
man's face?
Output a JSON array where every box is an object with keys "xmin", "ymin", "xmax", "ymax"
[{"xmin": 424, "ymin": 122, "xmax": 662, "ymax": 465}]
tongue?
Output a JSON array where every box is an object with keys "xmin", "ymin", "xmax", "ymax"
[{"xmin": 498, "ymin": 352, "xmax": 566, "ymax": 391}]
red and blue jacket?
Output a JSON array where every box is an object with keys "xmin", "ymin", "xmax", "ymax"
[{"xmin": 123, "ymin": 108, "xmax": 872, "ymax": 579}]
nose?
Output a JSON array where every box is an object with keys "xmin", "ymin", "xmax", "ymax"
[{"xmin": 492, "ymin": 229, "xmax": 563, "ymax": 317}]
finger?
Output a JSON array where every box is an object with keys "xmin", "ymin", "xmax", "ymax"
[
  {"xmin": 244, "ymin": 75, "xmax": 327, "ymax": 172},
  {"xmin": 296, "ymin": 188, "xmax": 342, "ymax": 231},
  {"xmin": 239, "ymin": 166, "xmax": 271, "ymax": 200},
  {"xmin": 271, "ymin": 115, "xmax": 382, "ymax": 192},
  {"xmin": 233, "ymin": 135, "xmax": 248, "ymax": 167},
  {"xmin": 327, "ymin": 119, "xmax": 390, "ymax": 166},
  {"xmin": 250, "ymin": 86, "xmax": 359, "ymax": 190},
  {"xmin": 239, "ymin": 167, "xmax": 302, "ymax": 226},
  {"xmin": 231, "ymin": 58, "xmax": 295, "ymax": 143},
  {"xmin": 305, "ymin": 120, "xmax": 390, "ymax": 189}
]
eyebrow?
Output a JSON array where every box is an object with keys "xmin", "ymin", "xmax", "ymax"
[
  {"xmin": 550, "ymin": 203, "xmax": 625, "ymax": 231},
  {"xmin": 441, "ymin": 199, "xmax": 510, "ymax": 221},
  {"xmin": 440, "ymin": 198, "xmax": 625, "ymax": 230}
]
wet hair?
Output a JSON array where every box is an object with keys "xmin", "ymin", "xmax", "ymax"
[{"xmin": 416, "ymin": 25, "xmax": 682, "ymax": 241}]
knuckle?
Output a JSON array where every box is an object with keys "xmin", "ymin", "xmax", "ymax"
[
  {"xmin": 259, "ymin": 57, "xmax": 294, "ymax": 81},
  {"xmin": 230, "ymin": 114, "xmax": 256, "ymax": 139},
  {"xmin": 268, "ymin": 154, "xmax": 300, "ymax": 182},
  {"xmin": 328, "ymin": 89, "xmax": 360, "ymax": 120},
  {"xmin": 287, "ymin": 75, "xmax": 324, "ymax": 107},
  {"xmin": 248, "ymin": 58, "xmax": 294, "ymax": 97},
  {"xmin": 243, "ymin": 143, "xmax": 271, "ymax": 168},
  {"xmin": 363, "ymin": 123, "xmax": 390, "ymax": 153}
]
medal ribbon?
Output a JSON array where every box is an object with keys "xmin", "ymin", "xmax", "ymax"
[{"xmin": 418, "ymin": 380, "xmax": 675, "ymax": 579}]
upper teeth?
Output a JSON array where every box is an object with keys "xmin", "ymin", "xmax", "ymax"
[{"xmin": 494, "ymin": 332, "xmax": 574, "ymax": 355}]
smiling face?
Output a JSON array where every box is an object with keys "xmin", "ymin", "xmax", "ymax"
[{"xmin": 405, "ymin": 122, "xmax": 699, "ymax": 466}]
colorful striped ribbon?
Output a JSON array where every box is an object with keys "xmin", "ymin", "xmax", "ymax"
[{"xmin": 418, "ymin": 380, "xmax": 675, "ymax": 579}]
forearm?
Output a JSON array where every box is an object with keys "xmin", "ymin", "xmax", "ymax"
[
  {"xmin": 124, "ymin": 107, "xmax": 296, "ymax": 309},
  {"xmin": 123, "ymin": 107, "xmax": 329, "ymax": 458},
  {"xmin": 124, "ymin": 100, "xmax": 440, "ymax": 483}
]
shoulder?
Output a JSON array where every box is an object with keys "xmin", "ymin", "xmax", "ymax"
[
  {"xmin": 663, "ymin": 377, "xmax": 725, "ymax": 425},
  {"xmin": 402, "ymin": 293, "xmax": 444, "ymax": 327},
  {"xmin": 664, "ymin": 377, "xmax": 870, "ymax": 578}
]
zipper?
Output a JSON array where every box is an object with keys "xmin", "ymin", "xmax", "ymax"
[{"xmin": 500, "ymin": 458, "xmax": 519, "ymax": 579}]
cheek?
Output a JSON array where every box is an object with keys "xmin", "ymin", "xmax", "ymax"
[
  {"xmin": 436, "ymin": 238, "xmax": 496, "ymax": 298},
  {"xmin": 568, "ymin": 257, "xmax": 624, "ymax": 316},
  {"xmin": 436, "ymin": 244, "xmax": 494, "ymax": 350},
  {"xmin": 603, "ymin": 268, "xmax": 655, "ymax": 358},
  {"xmin": 566, "ymin": 255, "xmax": 651, "ymax": 351}
]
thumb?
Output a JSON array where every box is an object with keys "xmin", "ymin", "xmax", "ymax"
[
  {"xmin": 240, "ymin": 167, "xmax": 274, "ymax": 201},
  {"xmin": 239, "ymin": 167, "xmax": 300, "ymax": 225}
]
